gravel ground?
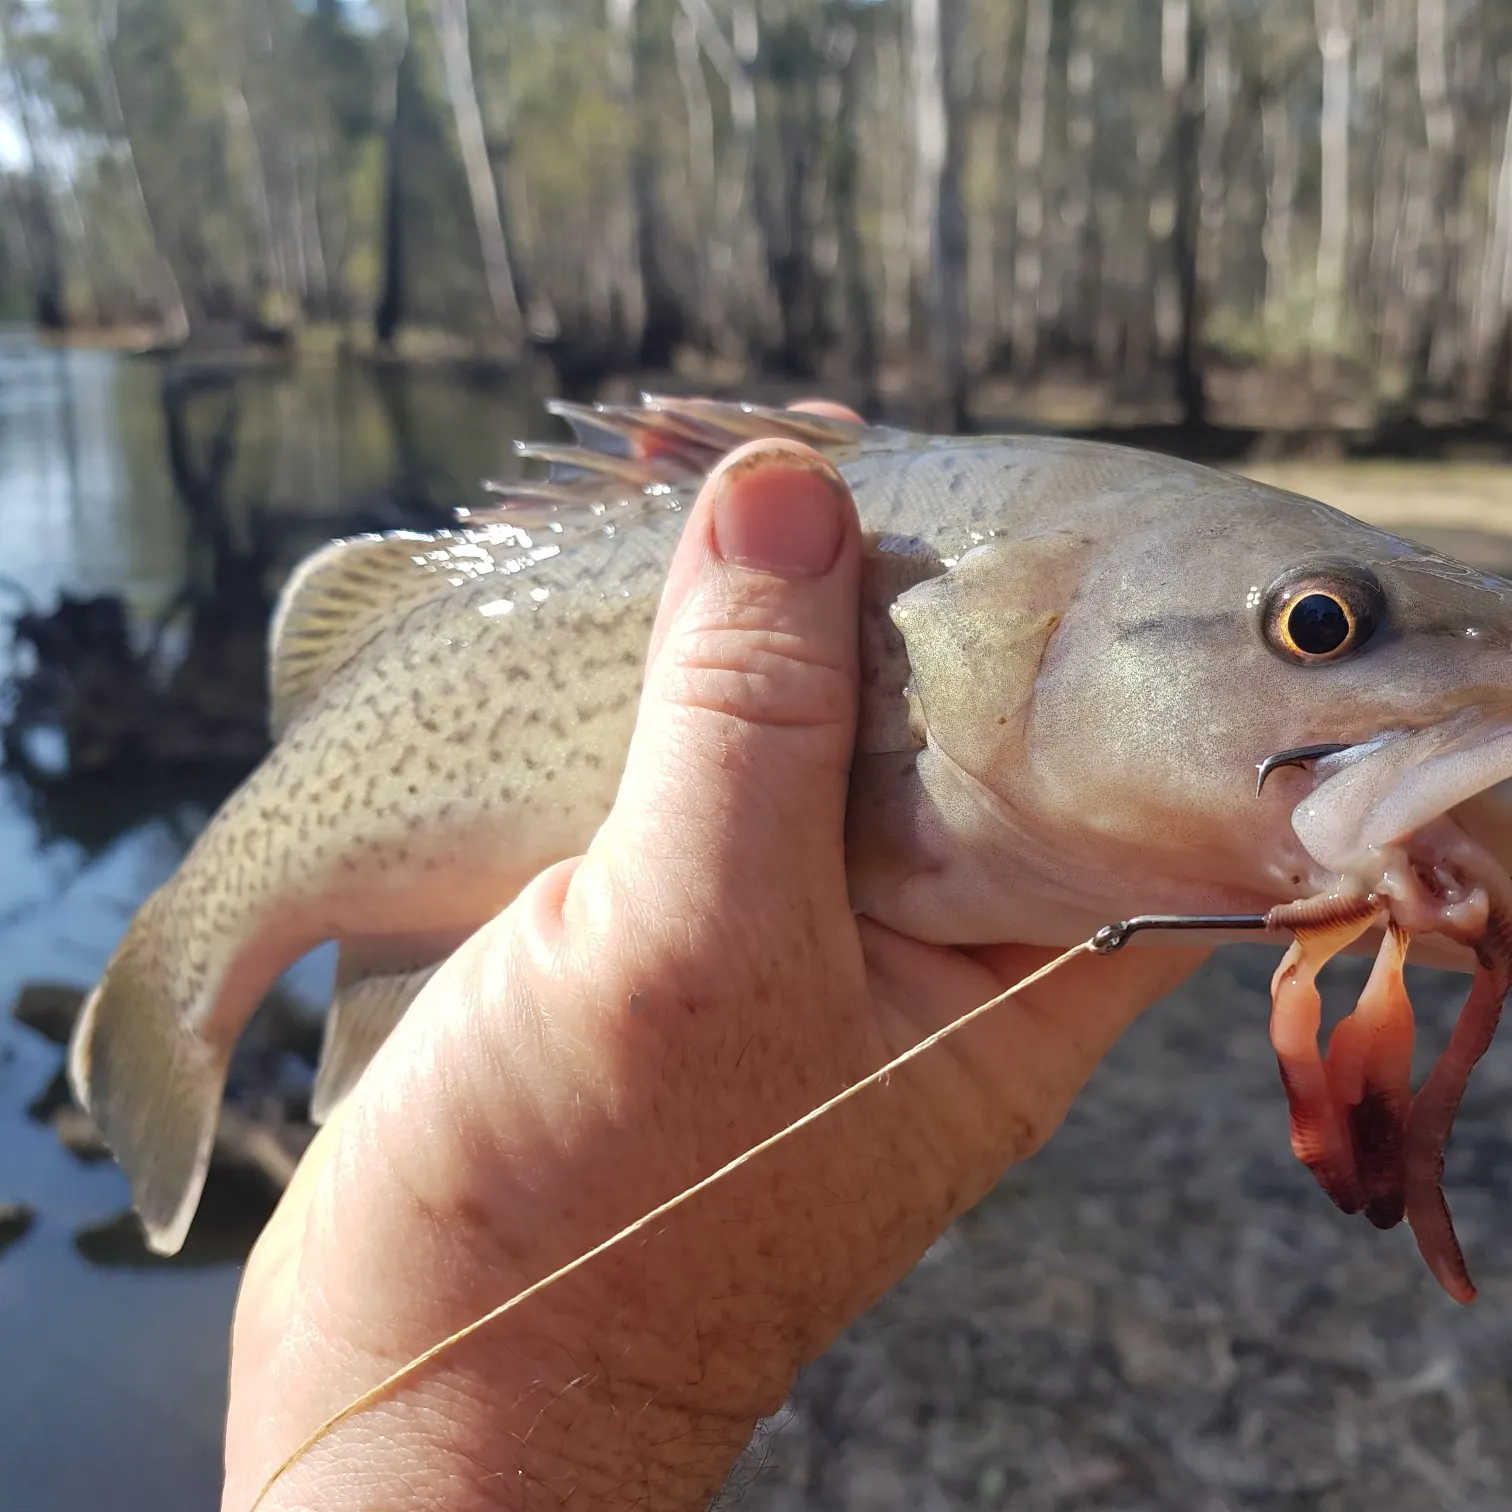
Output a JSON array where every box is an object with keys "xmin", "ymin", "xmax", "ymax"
[{"xmin": 738, "ymin": 947, "xmax": 1512, "ymax": 1512}]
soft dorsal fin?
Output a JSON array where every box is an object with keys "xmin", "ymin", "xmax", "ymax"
[{"xmin": 268, "ymin": 532, "xmax": 450, "ymax": 737}]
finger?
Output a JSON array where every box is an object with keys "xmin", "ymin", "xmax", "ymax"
[
  {"xmin": 640, "ymin": 399, "xmax": 863, "ymax": 668},
  {"xmin": 592, "ymin": 439, "xmax": 863, "ymax": 914}
]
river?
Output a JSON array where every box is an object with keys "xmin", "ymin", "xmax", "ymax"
[{"xmin": 0, "ymin": 327, "xmax": 545, "ymax": 1511}]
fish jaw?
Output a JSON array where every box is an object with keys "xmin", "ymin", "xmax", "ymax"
[
  {"xmin": 1290, "ymin": 714, "xmax": 1512, "ymax": 881},
  {"xmin": 849, "ymin": 737, "xmax": 1327, "ymax": 946}
]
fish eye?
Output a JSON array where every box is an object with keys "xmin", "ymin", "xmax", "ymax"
[{"xmin": 1261, "ymin": 564, "xmax": 1383, "ymax": 664}]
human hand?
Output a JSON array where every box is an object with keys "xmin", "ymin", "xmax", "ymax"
[{"xmin": 222, "ymin": 411, "xmax": 1207, "ymax": 1512}]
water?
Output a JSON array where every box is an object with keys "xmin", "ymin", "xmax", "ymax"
[{"xmin": 0, "ymin": 327, "xmax": 545, "ymax": 1511}]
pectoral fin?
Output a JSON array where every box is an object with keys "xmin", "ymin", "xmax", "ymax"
[
  {"xmin": 845, "ymin": 535, "xmax": 1092, "ymax": 942},
  {"xmin": 856, "ymin": 533, "xmax": 945, "ymax": 756}
]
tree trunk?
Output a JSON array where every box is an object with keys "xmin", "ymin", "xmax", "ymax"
[
  {"xmin": 1312, "ymin": 0, "xmax": 1354, "ymax": 370},
  {"xmin": 0, "ymin": 2, "xmax": 66, "ymax": 330},
  {"xmin": 1470, "ymin": 79, "xmax": 1512, "ymax": 410},
  {"xmin": 829, "ymin": 19, "xmax": 877, "ymax": 391},
  {"xmin": 1394, "ymin": 0, "xmax": 1454, "ymax": 396},
  {"xmin": 603, "ymin": 0, "xmax": 648, "ymax": 361},
  {"xmin": 92, "ymin": 0, "xmax": 189, "ymax": 340},
  {"xmin": 672, "ymin": 8, "xmax": 715, "ymax": 339},
  {"xmin": 1261, "ymin": 88, "xmax": 1298, "ymax": 344},
  {"xmin": 426, "ymin": 0, "xmax": 524, "ymax": 341},
  {"xmin": 875, "ymin": 26, "xmax": 912, "ymax": 357},
  {"xmin": 1062, "ymin": 5, "xmax": 1098, "ymax": 369},
  {"xmin": 1164, "ymin": 0, "xmax": 1207, "ymax": 427},
  {"xmin": 677, "ymin": 0, "xmax": 760, "ymax": 354},
  {"xmin": 1008, "ymin": 0, "xmax": 1052, "ymax": 379},
  {"xmin": 910, "ymin": 0, "xmax": 968, "ymax": 424},
  {"xmin": 374, "ymin": 24, "xmax": 413, "ymax": 347},
  {"xmin": 223, "ymin": 87, "xmax": 284, "ymax": 309},
  {"xmin": 609, "ymin": 0, "xmax": 681, "ymax": 368},
  {"xmin": 743, "ymin": 8, "xmax": 831, "ymax": 376}
]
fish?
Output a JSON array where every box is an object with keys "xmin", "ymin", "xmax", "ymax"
[{"xmin": 68, "ymin": 396, "xmax": 1512, "ymax": 1297}]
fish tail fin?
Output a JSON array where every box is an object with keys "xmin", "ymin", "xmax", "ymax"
[{"xmin": 68, "ymin": 887, "xmax": 231, "ymax": 1257}]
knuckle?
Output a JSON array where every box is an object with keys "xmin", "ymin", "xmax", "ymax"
[{"xmin": 661, "ymin": 621, "xmax": 855, "ymax": 734}]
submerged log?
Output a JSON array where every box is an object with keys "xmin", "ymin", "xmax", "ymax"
[{"xmin": 2, "ymin": 590, "xmax": 268, "ymax": 780}]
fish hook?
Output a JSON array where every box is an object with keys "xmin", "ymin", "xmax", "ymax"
[
  {"xmin": 1255, "ymin": 742, "xmax": 1354, "ymax": 798},
  {"xmin": 1090, "ymin": 913, "xmax": 1276, "ymax": 953}
]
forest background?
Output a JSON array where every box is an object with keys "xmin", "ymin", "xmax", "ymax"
[{"xmin": 4, "ymin": 0, "xmax": 1512, "ymax": 434}]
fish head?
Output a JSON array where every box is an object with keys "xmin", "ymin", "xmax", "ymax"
[{"xmin": 889, "ymin": 457, "xmax": 1512, "ymax": 935}]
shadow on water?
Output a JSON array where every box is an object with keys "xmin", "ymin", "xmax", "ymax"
[{"xmin": 0, "ymin": 326, "xmax": 546, "ymax": 1511}]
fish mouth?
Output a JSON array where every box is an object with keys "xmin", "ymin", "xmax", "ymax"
[{"xmin": 1288, "ymin": 709, "xmax": 1512, "ymax": 939}]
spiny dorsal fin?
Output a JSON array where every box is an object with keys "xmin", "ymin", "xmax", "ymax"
[{"xmin": 469, "ymin": 394, "xmax": 892, "ymax": 525}]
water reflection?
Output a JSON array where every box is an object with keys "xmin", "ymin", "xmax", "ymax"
[
  {"xmin": 0, "ymin": 327, "xmax": 545, "ymax": 1511},
  {"xmin": 0, "ymin": 331, "xmax": 181, "ymax": 619}
]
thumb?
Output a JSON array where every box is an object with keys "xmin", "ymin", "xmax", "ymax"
[{"xmin": 591, "ymin": 438, "xmax": 862, "ymax": 913}]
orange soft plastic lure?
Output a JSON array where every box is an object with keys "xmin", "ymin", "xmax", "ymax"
[{"xmin": 1268, "ymin": 894, "xmax": 1512, "ymax": 1303}]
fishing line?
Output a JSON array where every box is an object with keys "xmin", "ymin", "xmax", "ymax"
[{"xmin": 249, "ymin": 913, "xmax": 1273, "ymax": 1510}]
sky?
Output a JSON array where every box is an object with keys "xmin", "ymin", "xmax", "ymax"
[{"xmin": 0, "ymin": 113, "xmax": 23, "ymax": 170}]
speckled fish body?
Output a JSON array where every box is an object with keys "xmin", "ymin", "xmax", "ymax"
[{"xmin": 70, "ymin": 398, "xmax": 1512, "ymax": 1258}]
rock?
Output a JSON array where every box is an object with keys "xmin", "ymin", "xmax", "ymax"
[
  {"xmin": 75, "ymin": 1163, "xmax": 280, "ymax": 1270},
  {"xmin": 11, "ymin": 982, "xmax": 86, "ymax": 1046},
  {"xmin": 25, "ymin": 1067, "xmax": 111, "ymax": 1161},
  {"xmin": 214, "ymin": 1105, "xmax": 313, "ymax": 1190},
  {"xmin": 50, "ymin": 1103, "xmax": 111, "ymax": 1162},
  {"xmin": 69, "ymin": 1104, "xmax": 313, "ymax": 1269},
  {"xmin": 240, "ymin": 985, "xmax": 323, "ymax": 1068},
  {"xmin": 0, "ymin": 1202, "xmax": 36, "ymax": 1256}
]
